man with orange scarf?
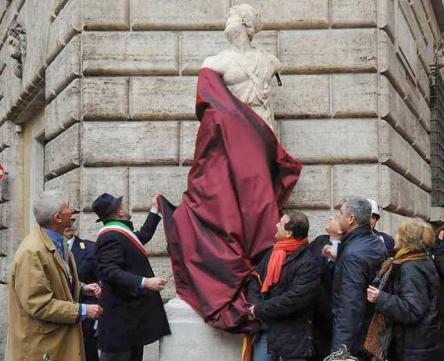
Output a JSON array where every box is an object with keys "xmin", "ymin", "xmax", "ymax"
[{"xmin": 248, "ymin": 212, "xmax": 320, "ymax": 361}]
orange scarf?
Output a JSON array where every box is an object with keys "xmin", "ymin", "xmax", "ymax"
[{"xmin": 261, "ymin": 238, "xmax": 307, "ymax": 293}]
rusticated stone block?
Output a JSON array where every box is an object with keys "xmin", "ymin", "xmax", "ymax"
[
  {"xmin": 78, "ymin": 212, "xmax": 101, "ymax": 242},
  {"xmin": 180, "ymin": 121, "xmax": 199, "ymax": 164},
  {"xmin": 332, "ymin": 74, "xmax": 378, "ymax": 118},
  {"xmin": 45, "ymin": 123, "xmax": 80, "ymax": 177},
  {"xmin": 417, "ymin": 95, "xmax": 431, "ymax": 133},
  {"xmin": 414, "ymin": 186, "xmax": 431, "ymax": 219},
  {"xmin": 273, "ymin": 75, "xmax": 329, "ymax": 118},
  {"xmin": 396, "ymin": 5, "xmax": 418, "ymax": 79},
  {"xmin": 129, "ymin": 166, "xmax": 189, "ymax": 211},
  {"xmin": 46, "ymin": 35, "xmax": 81, "ymax": 101},
  {"xmin": 47, "ymin": 0, "xmax": 81, "ymax": 64},
  {"xmin": 181, "ymin": 31, "xmax": 277, "ymax": 75},
  {"xmin": 0, "ymin": 2, "xmax": 6, "ymax": 22},
  {"xmin": 279, "ymin": 29, "xmax": 377, "ymax": 73},
  {"xmin": 46, "ymin": 79, "xmax": 81, "ymax": 140},
  {"xmin": 20, "ymin": 0, "xmax": 53, "ymax": 88},
  {"xmin": 379, "ymin": 31, "xmax": 419, "ymax": 114},
  {"xmin": 380, "ymin": 167, "xmax": 415, "ymax": 216},
  {"xmin": 82, "ymin": 77, "xmax": 129, "ymax": 120},
  {"xmin": 377, "ymin": 0, "xmax": 396, "ymax": 41},
  {"xmin": 149, "ymin": 256, "xmax": 175, "ymax": 301},
  {"xmin": 83, "ymin": 0, "xmax": 129, "ymax": 30},
  {"xmin": 0, "ymin": 202, "xmax": 9, "ymax": 229},
  {"xmin": 0, "ymin": 121, "xmax": 12, "ymax": 149},
  {"xmin": 331, "ymin": 0, "xmax": 376, "ymax": 27},
  {"xmin": 82, "ymin": 32, "xmax": 178, "ymax": 76},
  {"xmin": 281, "ymin": 119, "xmax": 378, "ymax": 164},
  {"xmin": 379, "ymin": 120, "xmax": 410, "ymax": 176},
  {"xmin": 0, "ymin": 255, "xmax": 9, "ymax": 283},
  {"xmin": 130, "ymin": 77, "xmax": 197, "ymax": 120},
  {"xmin": 422, "ymin": 162, "xmax": 432, "ymax": 192},
  {"xmin": 131, "ymin": 0, "xmax": 229, "ymax": 30},
  {"xmin": 232, "ymin": 0, "xmax": 329, "ymax": 29},
  {"xmin": 131, "ymin": 213, "xmax": 167, "ymax": 256},
  {"xmin": 301, "ymin": 210, "xmax": 336, "ymax": 241},
  {"xmin": 332, "ymin": 164, "xmax": 380, "ymax": 208},
  {"xmin": 431, "ymin": 207, "xmax": 444, "ymax": 222},
  {"xmin": 82, "ymin": 122, "xmax": 179, "ymax": 166},
  {"xmin": 413, "ymin": 120, "xmax": 430, "ymax": 161},
  {"xmin": 379, "ymin": 77, "xmax": 416, "ymax": 144},
  {"xmin": 0, "ymin": 229, "xmax": 8, "ymax": 256},
  {"xmin": 288, "ymin": 165, "xmax": 331, "ymax": 209},
  {"xmin": 407, "ymin": 147, "xmax": 423, "ymax": 187},
  {"xmin": 45, "ymin": 168, "xmax": 80, "ymax": 210},
  {"xmin": 81, "ymin": 167, "xmax": 129, "ymax": 211},
  {"xmin": 52, "ymin": 0, "xmax": 70, "ymax": 18}
]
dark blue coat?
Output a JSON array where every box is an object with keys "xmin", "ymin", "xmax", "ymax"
[
  {"xmin": 71, "ymin": 236, "xmax": 100, "ymax": 361},
  {"xmin": 331, "ymin": 225, "xmax": 387, "ymax": 357},
  {"xmin": 96, "ymin": 213, "xmax": 171, "ymax": 353}
]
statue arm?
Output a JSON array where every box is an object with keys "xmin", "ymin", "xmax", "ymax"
[
  {"xmin": 270, "ymin": 54, "xmax": 282, "ymax": 74},
  {"xmin": 201, "ymin": 53, "xmax": 227, "ymax": 75}
]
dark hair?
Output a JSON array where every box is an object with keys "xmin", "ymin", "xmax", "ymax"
[
  {"xmin": 436, "ymin": 225, "xmax": 444, "ymax": 239},
  {"xmin": 284, "ymin": 211, "xmax": 309, "ymax": 239}
]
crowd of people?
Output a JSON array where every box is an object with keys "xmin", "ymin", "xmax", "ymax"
[
  {"xmin": 4, "ymin": 191, "xmax": 444, "ymax": 361},
  {"xmin": 247, "ymin": 196, "xmax": 444, "ymax": 361}
]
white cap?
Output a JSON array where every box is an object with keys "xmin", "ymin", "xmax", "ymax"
[{"xmin": 367, "ymin": 198, "xmax": 380, "ymax": 217}]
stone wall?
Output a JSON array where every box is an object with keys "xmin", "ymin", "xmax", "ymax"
[{"xmin": 0, "ymin": 0, "xmax": 443, "ymax": 359}]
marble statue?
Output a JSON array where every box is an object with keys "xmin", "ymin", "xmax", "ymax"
[{"xmin": 202, "ymin": 3, "xmax": 282, "ymax": 133}]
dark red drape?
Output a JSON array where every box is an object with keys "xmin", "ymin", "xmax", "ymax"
[{"xmin": 158, "ymin": 68, "xmax": 302, "ymax": 334}]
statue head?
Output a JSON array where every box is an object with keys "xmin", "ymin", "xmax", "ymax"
[{"xmin": 224, "ymin": 4, "xmax": 263, "ymax": 43}]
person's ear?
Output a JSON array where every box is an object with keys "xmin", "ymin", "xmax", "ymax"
[{"xmin": 53, "ymin": 212, "xmax": 62, "ymax": 224}]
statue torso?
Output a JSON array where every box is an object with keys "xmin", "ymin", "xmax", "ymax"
[{"xmin": 202, "ymin": 48, "xmax": 280, "ymax": 133}]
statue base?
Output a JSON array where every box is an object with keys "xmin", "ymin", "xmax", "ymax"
[{"xmin": 158, "ymin": 297, "xmax": 243, "ymax": 361}]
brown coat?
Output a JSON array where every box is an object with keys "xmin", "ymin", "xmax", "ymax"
[{"xmin": 7, "ymin": 227, "xmax": 85, "ymax": 361}]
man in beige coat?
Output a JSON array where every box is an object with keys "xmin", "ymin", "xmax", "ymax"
[{"xmin": 7, "ymin": 190, "xmax": 103, "ymax": 361}]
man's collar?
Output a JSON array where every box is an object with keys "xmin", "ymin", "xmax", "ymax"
[
  {"xmin": 44, "ymin": 228, "xmax": 64, "ymax": 243},
  {"xmin": 104, "ymin": 219, "xmax": 134, "ymax": 231},
  {"xmin": 342, "ymin": 224, "xmax": 372, "ymax": 244}
]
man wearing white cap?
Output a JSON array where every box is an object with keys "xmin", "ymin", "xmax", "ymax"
[{"xmin": 367, "ymin": 199, "xmax": 395, "ymax": 256}]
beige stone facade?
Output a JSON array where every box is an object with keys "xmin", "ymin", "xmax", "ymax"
[{"xmin": 1, "ymin": 0, "xmax": 444, "ymax": 358}]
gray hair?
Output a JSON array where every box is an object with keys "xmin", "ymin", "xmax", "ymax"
[
  {"xmin": 33, "ymin": 190, "xmax": 66, "ymax": 227},
  {"xmin": 230, "ymin": 4, "xmax": 263, "ymax": 38},
  {"xmin": 342, "ymin": 196, "xmax": 372, "ymax": 226}
]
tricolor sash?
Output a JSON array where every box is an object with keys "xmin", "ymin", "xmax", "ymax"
[{"xmin": 98, "ymin": 221, "xmax": 147, "ymax": 256}]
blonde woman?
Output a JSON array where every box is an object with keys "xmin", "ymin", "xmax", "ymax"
[{"xmin": 366, "ymin": 218, "xmax": 440, "ymax": 361}]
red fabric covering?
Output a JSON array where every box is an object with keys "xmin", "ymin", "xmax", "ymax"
[{"xmin": 158, "ymin": 68, "xmax": 302, "ymax": 334}]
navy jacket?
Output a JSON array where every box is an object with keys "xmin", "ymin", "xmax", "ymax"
[
  {"xmin": 95, "ymin": 213, "xmax": 170, "ymax": 353},
  {"xmin": 331, "ymin": 225, "xmax": 387, "ymax": 356},
  {"xmin": 71, "ymin": 236, "xmax": 100, "ymax": 361}
]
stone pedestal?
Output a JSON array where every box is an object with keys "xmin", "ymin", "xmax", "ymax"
[{"xmin": 159, "ymin": 297, "xmax": 243, "ymax": 361}]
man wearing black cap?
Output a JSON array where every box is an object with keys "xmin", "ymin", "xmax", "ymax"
[{"xmin": 93, "ymin": 193, "xmax": 170, "ymax": 361}]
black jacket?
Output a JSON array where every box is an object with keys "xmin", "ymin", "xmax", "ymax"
[
  {"xmin": 374, "ymin": 229, "xmax": 395, "ymax": 257},
  {"xmin": 96, "ymin": 213, "xmax": 171, "ymax": 352},
  {"xmin": 375, "ymin": 257, "xmax": 440, "ymax": 361},
  {"xmin": 248, "ymin": 245, "xmax": 320, "ymax": 359},
  {"xmin": 308, "ymin": 235, "xmax": 336, "ymax": 359},
  {"xmin": 71, "ymin": 236, "xmax": 99, "ymax": 361},
  {"xmin": 331, "ymin": 225, "xmax": 387, "ymax": 356}
]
